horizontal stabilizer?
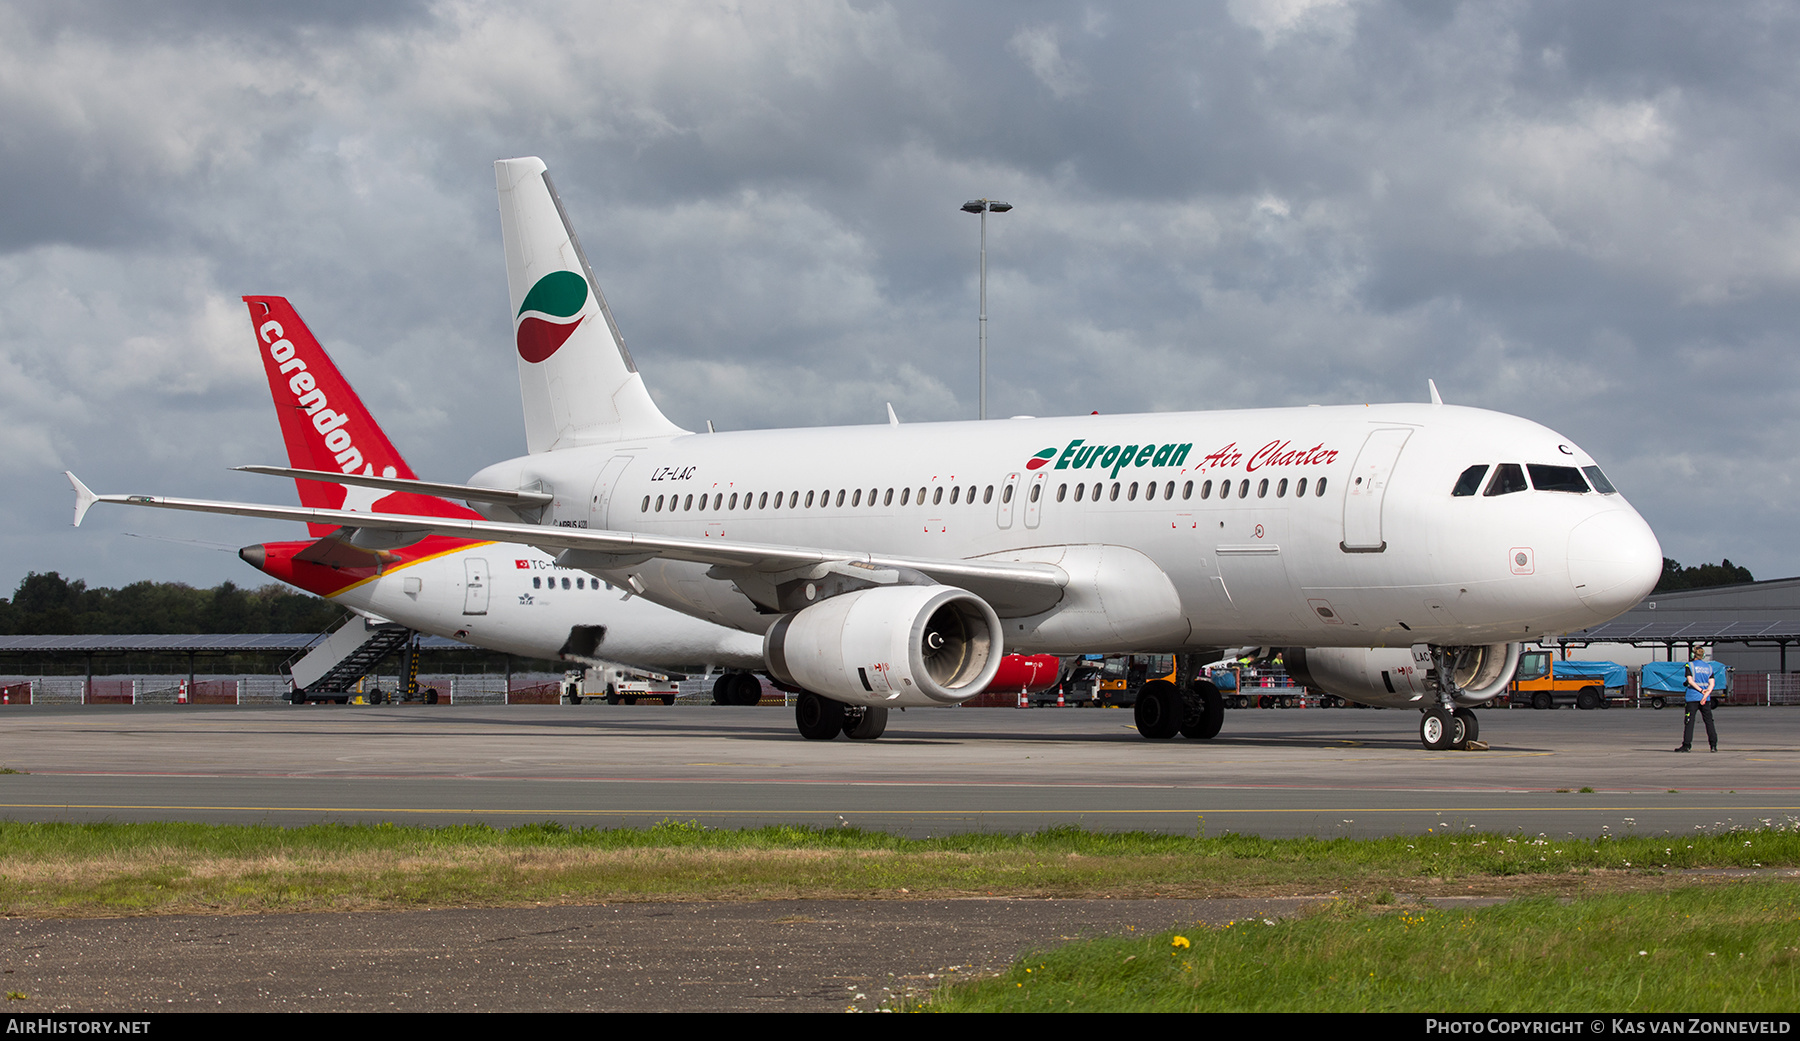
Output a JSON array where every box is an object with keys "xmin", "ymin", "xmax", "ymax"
[{"xmin": 235, "ymin": 466, "xmax": 554, "ymax": 508}]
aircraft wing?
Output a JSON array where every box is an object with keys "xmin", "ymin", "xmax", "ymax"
[{"xmin": 66, "ymin": 473, "xmax": 1068, "ymax": 616}]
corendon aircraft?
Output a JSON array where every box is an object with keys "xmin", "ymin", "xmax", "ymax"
[
  {"xmin": 69, "ymin": 157, "xmax": 1664, "ymax": 749},
  {"xmin": 228, "ymin": 295, "xmax": 770, "ymax": 694}
]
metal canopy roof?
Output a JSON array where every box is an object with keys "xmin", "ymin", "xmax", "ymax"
[
  {"xmin": 1557, "ymin": 620, "xmax": 1800, "ymax": 645},
  {"xmin": 0, "ymin": 634, "xmax": 471, "ymax": 654}
]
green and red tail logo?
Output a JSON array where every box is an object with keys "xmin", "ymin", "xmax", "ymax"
[
  {"xmin": 1025, "ymin": 447, "xmax": 1058, "ymax": 471},
  {"xmin": 515, "ymin": 270, "xmax": 588, "ymax": 362}
]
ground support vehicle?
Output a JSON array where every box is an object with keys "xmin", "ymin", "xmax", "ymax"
[
  {"xmin": 1508, "ymin": 652, "xmax": 1627, "ymax": 710},
  {"xmin": 564, "ymin": 665, "xmax": 680, "ymax": 705},
  {"xmin": 1638, "ymin": 660, "xmax": 1731, "ymax": 710}
]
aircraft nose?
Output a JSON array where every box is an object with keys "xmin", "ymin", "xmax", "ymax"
[{"xmin": 1567, "ymin": 508, "xmax": 1661, "ymax": 619}]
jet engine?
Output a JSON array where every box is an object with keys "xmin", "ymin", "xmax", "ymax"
[
  {"xmin": 764, "ymin": 585, "xmax": 1003, "ymax": 707},
  {"xmin": 1285, "ymin": 643, "xmax": 1521, "ymax": 709}
]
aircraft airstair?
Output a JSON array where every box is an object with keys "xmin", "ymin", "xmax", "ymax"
[{"xmin": 287, "ymin": 616, "xmax": 414, "ymax": 703}]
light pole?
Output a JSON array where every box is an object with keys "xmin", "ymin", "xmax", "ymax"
[{"xmin": 961, "ymin": 198, "xmax": 1011, "ymax": 420}]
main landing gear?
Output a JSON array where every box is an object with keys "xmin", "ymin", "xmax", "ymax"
[
  {"xmin": 1133, "ymin": 679, "xmax": 1225, "ymax": 741},
  {"xmin": 795, "ymin": 691, "xmax": 888, "ymax": 741}
]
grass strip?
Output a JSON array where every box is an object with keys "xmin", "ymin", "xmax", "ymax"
[
  {"xmin": 907, "ymin": 881, "xmax": 1800, "ymax": 1012},
  {"xmin": 0, "ymin": 820, "xmax": 1796, "ymax": 917}
]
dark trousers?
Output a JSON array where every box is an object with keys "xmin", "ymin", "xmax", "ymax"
[{"xmin": 1682, "ymin": 700, "xmax": 1717, "ymax": 750}]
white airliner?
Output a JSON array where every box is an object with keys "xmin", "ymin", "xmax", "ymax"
[{"xmin": 69, "ymin": 157, "xmax": 1663, "ymax": 749}]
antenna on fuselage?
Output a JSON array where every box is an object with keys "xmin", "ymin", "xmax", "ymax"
[
  {"xmin": 886, "ymin": 402, "xmax": 900, "ymax": 426},
  {"xmin": 1428, "ymin": 379, "xmax": 1444, "ymax": 406}
]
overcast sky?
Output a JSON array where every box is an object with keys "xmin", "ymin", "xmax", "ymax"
[{"xmin": 7, "ymin": 0, "xmax": 1798, "ymax": 597}]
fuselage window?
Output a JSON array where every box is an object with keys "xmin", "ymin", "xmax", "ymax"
[
  {"xmin": 1057, "ymin": 483, "xmax": 1067, "ymax": 502},
  {"xmin": 1276, "ymin": 478, "xmax": 1288, "ymax": 497},
  {"xmin": 1315, "ymin": 477, "xmax": 1327, "ymax": 496},
  {"xmin": 1030, "ymin": 483, "xmax": 1041, "ymax": 502},
  {"xmin": 867, "ymin": 488, "xmax": 877, "ymax": 504},
  {"xmin": 533, "ymin": 576, "xmax": 541, "ymax": 589},
  {"xmin": 1238, "ymin": 479, "xmax": 1250, "ymax": 498},
  {"xmin": 1127, "ymin": 481, "xmax": 1139, "ymax": 501},
  {"xmin": 1074, "ymin": 483, "xmax": 1085, "ymax": 502},
  {"xmin": 561, "ymin": 577, "xmax": 571, "ymax": 590},
  {"xmin": 1109, "ymin": 482, "xmax": 1120, "ymax": 501},
  {"xmin": 681, "ymin": 494, "xmax": 691, "ymax": 511},
  {"xmin": 729, "ymin": 492, "xmax": 738, "ymax": 509},
  {"xmin": 1200, "ymin": 479, "xmax": 1212, "ymax": 499},
  {"xmin": 1183, "ymin": 480, "xmax": 1194, "ymax": 500},
  {"xmin": 641, "ymin": 496, "xmax": 650, "ymax": 512},
  {"xmin": 884, "ymin": 489, "xmax": 894, "ymax": 506},
  {"xmin": 949, "ymin": 486, "xmax": 960, "ymax": 505},
  {"xmin": 805, "ymin": 490, "xmax": 815, "ymax": 508},
  {"xmin": 1001, "ymin": 484, "xmax": 1012, "ymax": 504},
  {"xmin": 853, "ymin": 489, "xmax": 863, "ymax": 507},
  {"xmin": 1581, "ymin": 465, "xmax": 1617, "ymax": 494},
  {"xmin": 1091, "ymin": 482, "xmax": 1102, "ymax": 501},
  {"xmin": 1164, "ymin": 481, "xmax": 1175, "ymax": 500},
  {"xmin": 1144, "ymin": 482, "xmax": 1156, "ymax": 501},
  {"xmin": 790, "ymin": 491, "xmax": 800, "ymax": 507},
  {"xmin": 1527, "ymin": 464, "xmax": 1589, "ymax": 493},
  {"xmin": 900, "ymin": 487, "xmax": 910, "ymax": 506},
  {"xmin": 1451, "ymin": 465, "xmax": 1489, "ymax": 497},
  {"xmin": 932, "ymin": 486, "xmax": 943, "ymax": 505},
  {"xmin": 576, "ymin": 577, "xmax": 585, "ymax": 589},
  {"xmin": 917, "ymin": 486, "xmax": 927, "ymax": 503},
  {"xmin": 1219, "ymin": 480, "xmax": 1230, "ymax": 500},
  {"xmin": 1257, "ymin": 479, "xmax": 1268, "ymax": 498},
  {"xmin": 983, "ymin": 485, "xmax": 994, "ymax": 504},
  {"xmin": 758, "ymin": 492, "xmax": 768, "ymax": 509},
  {"xmin": 714, "ymin": 493, "xmax": 723, "ymax": 509},
  {"xmin": 1483, "ymin": 463, "xmax": 1528, "ymax": 496}
]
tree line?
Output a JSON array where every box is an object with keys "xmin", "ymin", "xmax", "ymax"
[
  {"xmin": 1655, "ymin": 558, "xmax": 1755, "ymax": 593},
  {"xmin": 0, "ymin": 572, "xmax": 349, "ymax": 636}
]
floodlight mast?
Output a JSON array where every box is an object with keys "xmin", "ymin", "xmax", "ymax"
[{"xmin": 961, "ymin": 198, "xmax": 1011, "ymax": 420}]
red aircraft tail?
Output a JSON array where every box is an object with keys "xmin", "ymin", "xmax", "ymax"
[{"xmin": 244, "ymin": 296, "xmax": 481, "ymax": 529}]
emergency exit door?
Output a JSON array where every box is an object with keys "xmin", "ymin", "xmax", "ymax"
[{"xmin": 463, "ymin": 558, "xmax": 489, "ymax": 615}]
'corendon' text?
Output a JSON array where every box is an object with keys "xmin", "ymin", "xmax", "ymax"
[{"xmin": 260, "ymin": 319, "xmax": 369, "ymax": 475}]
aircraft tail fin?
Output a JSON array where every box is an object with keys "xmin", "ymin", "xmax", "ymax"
[
  {"xmin": 244, "ymin": 296, "xmax": 481, "ymax": 529},
  {"xmin": 495, "ymin": 157, "xmax": 687, "ymax": 453}
]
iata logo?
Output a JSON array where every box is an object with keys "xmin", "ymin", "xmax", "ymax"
[{"xmin": 515, "ymin": 270, "xmax": 588, "ymax": 363}]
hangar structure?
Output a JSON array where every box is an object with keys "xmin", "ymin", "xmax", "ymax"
[{"xmin": 1554, "ymin": 576, "xmax": 1800, "ymax": 674}]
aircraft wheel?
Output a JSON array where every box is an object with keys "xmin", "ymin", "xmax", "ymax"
[
  {"xmin": 1180, "ymin": 681, "xmax": 1225, "ymax": 740},
  {"xmin": 1453, "ymin": 707, "xmax": 1480, "ymax": 747},
  {"xmin": 1576, "ymin": 686, "xmax": 1600, "ymax": 711},
  {"xmin": 1531, "ymin": 691, "xmax": 1552, "ymax": 711},
  {"xmin": 844, "ymin": 706, "xmax": 888, "ymax": 740},
  {"xmin": 1420, "ymin": 707, "xmax": 1456, "ymax": 750},
  {"xmin": 795, "ymin": 691, "xmax": 846, "ymax": 740},
  {"xmin": 1134, "ymin": 680, "xmax": 1182, "ymax": 739}
]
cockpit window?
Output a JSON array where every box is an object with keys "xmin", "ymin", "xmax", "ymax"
[
  {"xmin": 1483, "ymin": 463, "xmax": 1527, "ymax": 496},
  {"xmin": 1581, "ymin": 465, "xmax": 1617, "ymax": 494},
  {"xmin": 1528, "ymin": 464, "xmax": 1589, "ymax": 493},
  {"xmin": 1451, "ymin": 465, "xmax": 1489, "ymax": 497}
]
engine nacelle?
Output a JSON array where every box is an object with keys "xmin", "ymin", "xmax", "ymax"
[
  {"xmin": 1285, "ymin": 643, "xmax": 1521, "ymax": 709},
  {"xmin": 764, "ymin": 585, "xmax": 1003, "ymax": 707}
]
